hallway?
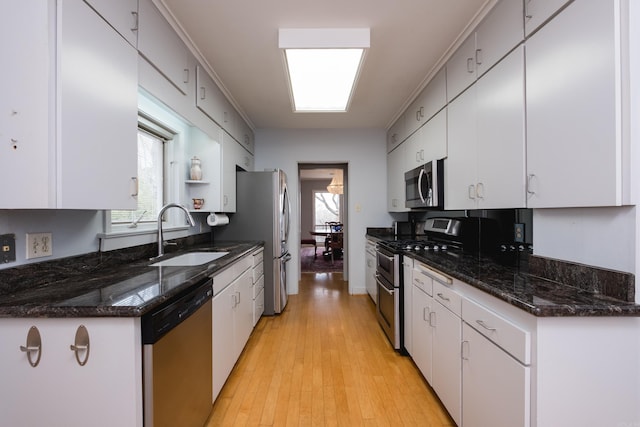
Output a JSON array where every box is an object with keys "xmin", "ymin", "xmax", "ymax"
[{"xmin": 207, "ymin": 273, "xmax": 454, "ymax": 426}]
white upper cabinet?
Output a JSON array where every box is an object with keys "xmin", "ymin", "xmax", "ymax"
[
  {"xmin": 405, "ymin": 68, "xmax": 447, "ymax": 138},
  {"xmin": 84, "ymin": 0, "xmax": 139, "ymax": 47},
  {"xmin": 446, "ymin": 46, "xmax": 526, "ymax": 210},
  {"xmin": 525, "ymin": 0, "xmax": 628, "ymax": 208},
  {"xmin": 0, "ymin": 1, "xmax": 53, "ymax": 208},
  {"xmin": 58, "ymin": 0, "xmax": 138, "ymax": 210},
  {"xmin": 405, "ymin": 108, "xmax": 447, "ymax": 171},
  {"xmin": 524, "ymin": 0, "xmax": 572, "ymax": 36},
  {"xmin": 447, "ymin": 0, "xmax": 524, "ymax": 102},
  {"xmin": 387, "ymin": 115, "xmax": 406, "ymax": 153},
  {"xmin": 387, "ymin": 143, "xmax": 409, "ymax": 212},
  {"xmin": 138, "ymin": 0, "xmax": 191, "ymax": 96}
]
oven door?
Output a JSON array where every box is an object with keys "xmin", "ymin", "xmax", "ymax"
[
  {"xmin": 376, "ymin": 246, "xmax": 396, "ymax": 285},
  {"xmin": 376, "ymin": 273, "xmax": 399, "ymax": 349}
]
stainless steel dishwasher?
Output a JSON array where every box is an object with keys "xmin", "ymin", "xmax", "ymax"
[{"xmin": 142, "ymin": 278, "xmax": 213, "ymax": 427}]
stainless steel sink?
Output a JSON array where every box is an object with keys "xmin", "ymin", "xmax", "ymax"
[{"xmin": 150, "ymin": 252, "xmax": 229, "ymax": 267}]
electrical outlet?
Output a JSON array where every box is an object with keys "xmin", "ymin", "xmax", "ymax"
[
  {"xmin": 514, "ymin": 223, "xmax": 525, "ymax": 243},
  {"xmin": 26, "ymin": 233, "xmax": 53, "ymax": 259},
  {"xmin": 0, "ymin": 234, "xmax": 16, "ymax": 263}
]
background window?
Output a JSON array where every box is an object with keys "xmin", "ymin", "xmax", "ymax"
[{"xmin": 313, "ymin": 191, "xmax": 340, "ymax": 231}]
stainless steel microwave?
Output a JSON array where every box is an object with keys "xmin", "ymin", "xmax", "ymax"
[{"xmin": 405, "ymin": 159, "xmax": 444, "ymax": 209}]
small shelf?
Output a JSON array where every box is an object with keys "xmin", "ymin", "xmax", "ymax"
[{"xmin": 185, "ymin": 180, "xmax": 210, "ymax": 185}]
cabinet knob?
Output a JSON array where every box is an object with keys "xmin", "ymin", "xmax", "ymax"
[
  {"xmin": 131, "ymin": 11, "xmax": 139, "ymax": 32},
  {"xmin": 467, "ymin": 57, "xmax": 475, "ymax": 73},
  {"xmin": 468, "ymin": 184, "xmax": 476, "ymax": 200},
  {"xmin": 19, "ymin": 326, "xmax": 42, "ymax": 368},
  {"xmin": 475, "ymin": 49, "xmax": 483, "ymax": 66}
]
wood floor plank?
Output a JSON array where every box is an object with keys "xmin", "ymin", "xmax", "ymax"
[{"xmin": 206, "ymin": 272, "xmax": 454, "ymax": 426}]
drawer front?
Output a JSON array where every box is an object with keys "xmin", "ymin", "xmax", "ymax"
[
  {"xmin": 412, "ymin": 266, "xmax": 433, "ymax": 296},
  {"xmin": 253, "ymin": 275, "xmax": 265, "ymax": 299},
  {"xmin": 252, "ymin": 262, "xmax": 264, "ymax": 283},
  {"xmin": 253, "ymin": 288, "xmax": 264, "ymax": 326},
  {"xmin": 433, "ymin": 280, "xmax": 462, "ymax": 317},
  {"xmin": 252, "ymin": 249, "xmax": 264, "ymax": 267},
  {"xmin": 462, "ymin": 298, "xmax": 531, "ymax": 365},
  {"xmin": 213, "ymin": 255, "xmax": 252, "ymax": 295}
]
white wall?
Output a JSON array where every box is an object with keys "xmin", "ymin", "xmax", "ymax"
[
  {"xmin": 255, "ymin": 128, "xmax": 392, "ymax": 295},
  {"xmin": 533, "ymin": 207, "xmax": 635, "ymax": 274}
]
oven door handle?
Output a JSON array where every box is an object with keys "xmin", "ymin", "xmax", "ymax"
[{"xmin": 375, "ymin": 274, "xmax": 394, "ymax": 295}]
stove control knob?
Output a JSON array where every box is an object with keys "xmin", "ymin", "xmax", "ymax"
[
  {"xmin": 433, "ymin": 245, "xmax": 440, "ymax": 251},
  {"xmin": 414, "ymin": 245, "xmax": 422, "ymax": 251},
  {"xmin": 440, "ymin": 244, "xmax": 448, "ymax": 251},
  {"xmin": 518, "ymin": 245, "xmax": 525, "ymax": 252},
  {"xmin": 500, "ymin": 245, "xmax": 507, "ymax": 252}
]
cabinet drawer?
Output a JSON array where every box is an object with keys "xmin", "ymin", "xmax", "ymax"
[
  {"xmin": 462, "ymin": 298, "xmax": 531, "ymax": 365},
  {"xmin": 253, "ymin": 288, "xmax": 264, "ymax": 326},
  {"xmin": 213, "ymin": 255, "xmax": 252, "ymax": 295},
  {"xmin": 252, "ymin": 248, "xmax": 264, "ymax": 267},
  {"xmin": 433, "ymin": 281, "xmax": 462, "ymax": 317},
  {"xmin": 412, "ymin": 265, "xmax": 433, "ymax": 296},
  {"xmin": 252, "ymin": 262, "xmax": 264, "ymax": 284},
  {"xmin": 253, "ymin": 275, "xmax": 265, "ymax": 300}
]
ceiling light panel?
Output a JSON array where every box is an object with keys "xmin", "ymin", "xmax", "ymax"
[{"xmin": 279, "ymin": 28, "xmax": 370, "ymax": 113}]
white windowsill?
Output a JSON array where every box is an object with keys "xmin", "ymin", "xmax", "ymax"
[{"xmin": 98, "ymin": 225, "xmax": 192, "ymax": 252}]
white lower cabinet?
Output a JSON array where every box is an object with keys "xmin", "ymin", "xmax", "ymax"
[
  {"xmin": 212, "ymin": 253, "xmax": 254, "ymax": 402},
  {"xmin": 252, "ymin": 248, "xmax": 265, "ymax": 326},
  {"xmin": 431, "ymin": 284, "xmax": 462, "ymax": 426},
  {"xmin": 410, "ymin": 262, "xmax": 434, "ymax": 383},
  {"xmin": 462, "ymin": 323, "xmax": 530, "ymax": 427},
  {"xmin": 0, "ymin": 318, "xmax": 142, "ymax": 427}
]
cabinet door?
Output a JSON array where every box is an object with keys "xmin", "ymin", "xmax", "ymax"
[
  {"xmin": 524, "ymin": 0, "xmax": 572, "ymax": 36},
  {"xmin": 411, "ymin": 285, "xmax": 433, "ymax": 383},
  {"xmin": 58, "ymin": 0, "xmax": 138, "ymax": 209},
  {"xmin": 387, "ymin": 117, "xmax": 405, "ymax": 153},
  {"xmin": 221, "ymin": 132, "xmax": 238, "ymax": 212},
  {"xmin": 476, "ymin": 46, "xmax": 526, "ymax": 209},
  {"xmin": 387, "ymin": 144, "xmax": 409, "ymax": 212},
  {"xmin": 462, "ymin": 323, "xmax": 530, "ymax": 427},
  {"xmin": 432, "ymin": 302, "xmax": 462, "ymax": 426},
  {"xmin": 0, "ymin": 318, "xmax": 142, "ymax": 427},
  {"xmin": 475, "ymin": 0, "xmax": 523, "ymax": 77},
  {"xmin": 446, "ymin": 34, "xmax": 477, "ymax": 102},
  {"xmin": 84, "ymin": 0, "xmax": 138, "ymax": 47},
  {"xmin": 0, "ymin": 0, "xmax": 53, "ymax": 208},
  {"xmin": 445, "ymin": 85, "xmax": 477, "ymax": 210},
  {"xmin": 417, "ymin": 108, "xmax": 447, "ymax": 165},
  {"xmin": 138, "ymin": 0, "xmax": 190, "ymax": 95},
  {"xmin": 526, "ymin": 0, "xmax": 623, "ymax": 208},
  {"xmin": 212, "ymin": 283, "xmax": 236, "ymax": 401},
  {"xmin": 234, "ymin": 268, "xmax": 254, "ymax": 359},
  {"xmin": 402, "ymin": 257, "xmax": 413, "ymax": 354}
]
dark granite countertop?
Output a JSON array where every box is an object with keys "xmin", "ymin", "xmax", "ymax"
[
  {"xmin": 366, "ymin": 230, "xmax": 640, "ymax": 317},
  {"xmin": 0, "ymin": 240, "xmax": 262, "ymax": 318}
]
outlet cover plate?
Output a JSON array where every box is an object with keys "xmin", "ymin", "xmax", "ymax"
[
  {"xmin": 26, "ymin": 232, "xmax": 53, "ymax": 259},
  {"xmin": 514, "ymin": 223, "xmax": 525, "ymax": 243},
  {"xmin": 0, "ymin": 234, "xmax": 16, "ymax": 263}
]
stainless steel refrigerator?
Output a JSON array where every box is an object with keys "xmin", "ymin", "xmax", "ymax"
[{"xmin": 215, "ymin": 169, "xmax": 291, "ymax": 314}]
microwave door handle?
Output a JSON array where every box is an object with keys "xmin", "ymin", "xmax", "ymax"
[{"xmin": 418, "ymin": 169, "xmax": 426, "ymax": 204}]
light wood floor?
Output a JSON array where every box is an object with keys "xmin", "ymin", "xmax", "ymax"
[{"xmin": 206, "ymin": 272, "xmax": 455, "ymax": 426}]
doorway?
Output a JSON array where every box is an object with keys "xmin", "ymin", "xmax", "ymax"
[{"xmin": 298, "ymin": 163, "xmax": 348, "ymax": 276}]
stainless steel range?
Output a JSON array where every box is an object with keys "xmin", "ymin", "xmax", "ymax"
[{"xmin": 374, "ymin": 217, "xmax": 490, "ymax": 352}]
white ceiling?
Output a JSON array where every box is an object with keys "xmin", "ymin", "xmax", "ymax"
[{"xmin": 158, "ymin": 0, "xmax": 494, "ymax": 130}]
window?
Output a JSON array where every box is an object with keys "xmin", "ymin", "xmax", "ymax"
[
  {"xmin": 111, "ymin": 128, "xmax": 166, "ymax": 227},
  {"xmin": 313, "ymin": 191, "xmax": 340, "ymax": 232}
]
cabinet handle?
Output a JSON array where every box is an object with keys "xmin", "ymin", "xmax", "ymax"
[
  {"xmin": 70, "ymin": 325, "xmax": 90, "ymax": 366},
  {"xmin": 231, "ymin": 293, "xmax": 237, "ymax": 307},
  {"xmin": 419, "ymin": 106, "xmax": 425, "ymax": 118},
  {"xmin": 415, "ymin": 151, "xmax": 420, "ymax": 162},
  {"xmin": 420, "ymin": 149, "xmax": 424, "ymax": 161},
  {"xmin": 429, "ymin": 311, "xmax": 436, "ymax": 327},
  {"xmin": 468, "ymin": 184, "xmax": 476, "ymax": 200},
  {"xmin": 461, "ymin": 340, "xmax": 470, "ymax": 360},
  {"xmin": 20, "ymin": 326, "xmax": 42, "ymax": 368},
  {"xmin": 131, "ymin": 11, "xmax": 139, "ymax": 32},
  {"xmin": 476, "ymin": 319, "xmax": 496, "ymax": 331},
  {"xmin": 437, "ymin": 292, "xmax": 450, "ymax": 302},
  {"xmin": 475, "ymin": 48, "xmax": 483, "ymax": 66},
  {"xmin": 476, "ymin": 182, "xmax": 485, "ymax": 200},
  {"xmin": 236, "ymin": 291, "xmax": 241, "ymax": 305},
  {"xmin": 525, "ymin": 0, "xmax": 533, "ymax": 20},
  {"xmin": 223, "ymin": 195, "xmax": 228, "ymax": 206},
  {"xmin": 200, "ymin": 87, "xmax": 206, "ymax": 100},
  {"xmin": 130, "ymin": 177, "xmax": 138, "ymax": 197},
  {"xmin": 423, "ymin": 307, "xmax": 429, "ymax": 322},
  {"xmin": 224, "ymin": 111, "xmax": 229, "ymax": 123},
  {"xmin": 416, "ymin": 110, "xmax": 421, "ymax": 122},
  {"xmin": 466, "ymin": 57, "xmax": 474, "ymax": 73},
  {"xmin": 526, "ymin": 174, "xmax": 536, "ymax": 195},
  {"xmin": 183, "ymin": 68, "xmax": 190, "ymax": 84}
]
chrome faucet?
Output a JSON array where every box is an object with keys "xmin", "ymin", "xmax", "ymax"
[{"xmin": 155, "ymin": 203, "xmax": 196, "ymax": 258}]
